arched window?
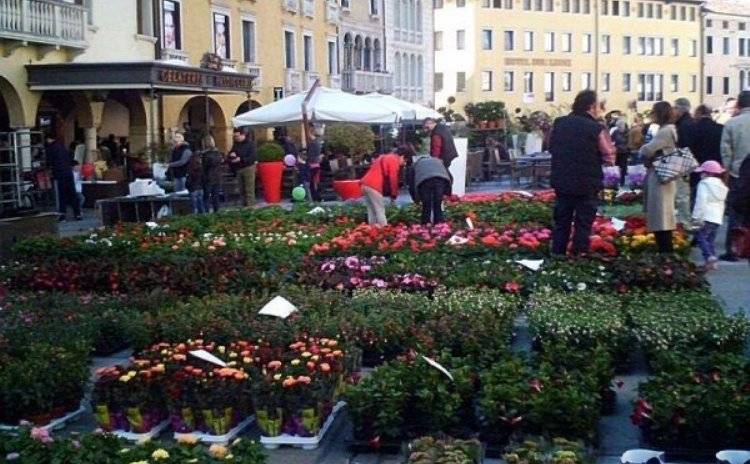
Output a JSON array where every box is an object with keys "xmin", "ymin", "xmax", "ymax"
[
  {"xmin": 354, "ymin": 35, "xmax": 363, "ymax": 70},
  {"xmin": 343, "ymin": 33, "xmax": 353, "ymax": 70},
  {"xmin": 416, "ymin": 0, "xmax": 422, "ymax": 32},
  {"xmin": 410, "ymin": 54, "xmax": 417, "ymax": 87},
  {"xmin": 364, "ymin": 37, "xmax": 372, "ymax": 71},
  {"xmin": 417, "ymin": 55, "xmax": 423, "ymax": 84},
  {"xmin": 373, "ymin": 39, "xmax": 382, "ymax": 71},
  {"xmin": 395, "ymin": 0, "xmax": 401, "ymax": 28},
  {"xmin": 394, "ymin": 52, "xmax": 401, "ymax": 87},
  {"xmin": 402, "ymin": 54, "xmax": 409, "ymax": 90}
]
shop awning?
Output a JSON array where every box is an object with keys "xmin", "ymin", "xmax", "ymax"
[{"xmin": 26, "ymin": 61, "xmax": 254, "ymax": 94}]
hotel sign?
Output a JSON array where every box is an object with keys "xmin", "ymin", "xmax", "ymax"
[{"xmin": 504, "ymin": 58, "xmax": 572, "ymax": 67}]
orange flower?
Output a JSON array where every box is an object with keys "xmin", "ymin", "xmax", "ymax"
[
  {"xmin": 296, "ymin": 376, "xmax": 312, "ymax": 385},
  {"xmin": 319, "ymin": 363, "xmax": 331, "ymax": 372},
  {"xmin": 282, "ymin": 377, "xmax": 297, "ymax": 388},
  {"xmin": 267, "ymin": 360, "xmax": 282, "ymax": 370}
]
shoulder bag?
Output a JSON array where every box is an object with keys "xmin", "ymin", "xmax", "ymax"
[{"xmin": 653, "ymin": 126, "xmax": 698, "ymax": 184}]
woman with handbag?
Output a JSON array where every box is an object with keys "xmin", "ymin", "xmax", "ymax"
[
  {"xmin": 360, "ymin": 149, "xmax": 407, "ymax": 226},
  {"xmin": 639, "ymin": 101, "xmax": 678, "ymax": 253}
]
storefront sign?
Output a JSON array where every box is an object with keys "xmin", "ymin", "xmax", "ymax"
[
  {"xmin": 156, "ymin": 67, "xmax": 253, "ymax": 91},
  {"xmin": 504, "ymin": 58, "xmax": 572, "ymax": 67},
  {"xmin": 158, "ymin": 69, "xmax": 203, "ymax": 86}
]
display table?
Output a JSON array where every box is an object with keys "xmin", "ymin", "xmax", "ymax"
[
  {"xmin": 97, "ymin": 195, "xmax": 192, "ymax": 226},
  {"xmin": 81, "ymin": 181, "xmax": 128, "ymax": 209}
]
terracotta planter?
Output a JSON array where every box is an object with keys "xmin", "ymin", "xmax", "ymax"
[
  {"xmin": 257, "ymin": 161, "xmax": 284, "ymax": 203},
  {"xmin": 495, "ymin": 119, "xmax": 506, "ymax": 129},
  {"xmin": 488, "ymin": 120, "xmax": 499, "ymax": 129},
  {"xmin": 333, "ymin": 180, "xmax": 363, "ymax": 200}
]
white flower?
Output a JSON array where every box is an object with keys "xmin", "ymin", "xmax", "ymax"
[
  {"xmin": 576, "ymin": 282, "xmax": 587, "ymax": 291},
  {"xmin": 145, "ymin": 221, "xmax": 158, "ymax": 229}
]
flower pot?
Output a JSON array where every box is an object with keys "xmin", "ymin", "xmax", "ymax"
[
  {"xmin": 489, "ymin": 120, "xmax": 499, "ymax": 129},
  {"xmin": 495, "ymin": 119, "xmax": 506, "ymax": 129},
  {"xmin": 333, "ymin": 180, "xmax": 363, "ymax": 200},
  {"xmin": 257, "ymin": 161, "xmax": 285, "ymax": 203},
  {"xmin": 479, "ymin": 120, "xmax": 489, "ymax": 129}
]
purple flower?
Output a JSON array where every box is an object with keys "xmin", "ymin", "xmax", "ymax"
[
  {"xmin": 349, "ymin": 277, "xmax": 362, "ymax": 286},
  {"xmin": 372, "ymin": 279, "xmax": 387, "ymax": 289},
  {"xmin": 360, "ymin": 265, "xmax": 372, "ymax": 273},
  {"xmin": 344, "ymin": 256, "xmax": 360, "ymax": 269},
  {"xmin": 320, "ymin": 261, "xmax": 336, "ymax": 273}
]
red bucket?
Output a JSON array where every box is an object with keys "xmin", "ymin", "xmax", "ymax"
[{"xmin": 257, "ymin": 161, "xmax": 284, "ymax": 203}]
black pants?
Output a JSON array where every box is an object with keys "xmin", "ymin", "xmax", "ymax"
[
  {"xmin": 552, "ymin": 193, "xmax": 598, "ymax": 255},
  {"xmin": 725, "ymin": 177, "xmax": 740, "ymax": 257},
  {"xmin": 56, "ymin": 175, "xmax": 81, "ymax": 218},
  {"xmin": 654, "ymin": 230, "xmax": 673, "ymax": 253},
  {"xmin": 418, "ymin": 178, "xmax": 448, "ymax": 225},
  {"xmin": 616, "ymin": 152, "xmax": 629, "ymax": 186},
  {"xmin": 309, "ymin": 167, "xmax": 322, "ymax": 202},
  {"xmin": 205, "ymin": 184, "xmax": 221, "ymax": 213}
]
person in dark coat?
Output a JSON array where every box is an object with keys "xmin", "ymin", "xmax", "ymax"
[
  {"xmin": 424, "ymin": 118, "xmax": 458, "ymax": 168},
  {"xmin": 228, "ymin": 127, "xmax": 257, "ymax": 207},
  {"xmin": 45, "ymin": 135, "xmax": 81, "ymax": 221},
  {"xmin": 610, "ymin": 118, "xmax": 630, "ymax": 186},
  {"xmin": 201, "ymin": 134, "xmax": 223, "ymax": 213},
  {"xmin": 167, "ymin": 132, "xmax": 192, "ymax": 192},
  {"xmin": 549, "ymin": 90, "xmax": 616, "ymax": 255},
  {"xmin": 407, "ymin": 148, "xmax": 453, "ymax": 225},
  {"xmin": 690, "ymin": 104, "xmax": 724, "ymax": 209},
  {"xmin": 185, "ymin": 149, "xmax": 205, "ymax": 214}
]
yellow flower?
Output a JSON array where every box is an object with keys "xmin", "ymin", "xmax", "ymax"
[
  {"xmin": 243, "ymin": 357, "xmax": 252, "ymax": 364},
  {"xmin": 151, "ymin": 448, "xmax": 170, "ymax": 460},
  {"xmin": 176, "ymin": 434, "xmax": 198, "ymax": 445},
  {"xmin": 119, "ymin": 375, "xmax": 132, "ymax": 382},
  {"xmin": 129, "ymin": 461, "xmax": 148, "ymax": 464},
  {"xmin": 225, "ymin": 454, "xmax": 234, "ymax": 460},
  {"xmin": 209, "ymin": 443, "xmax": 229, "ymax": 459},
  {"xmin": 290, "ymin": 359, "xmax": 301, "ymax": 366}
]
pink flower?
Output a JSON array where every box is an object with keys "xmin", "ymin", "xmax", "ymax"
[
  {"xmin": 345, "ymin": 256, "xmax": 360, "ymax": 269},
  {"xmin": 30, "ymin": 427, "xmax": 52, "ymax": 444},
  {"xmin": 372, "ymin": 279, "xmax": 387, "ymax": 289},
  {"xmin": 320, "ymin": 261, "xmax": 336, "ymax": 273},
  {"xmin": 360, "ymin": 264, "xmax": 372, "ymax": 273},
  {"xmin": 350, "ymin": 277, "xmax": 362, "ymax": 286}
]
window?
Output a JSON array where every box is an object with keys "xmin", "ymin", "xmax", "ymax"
[
  {"xmin": 212, "ymin": 13, "xmax": 230, "ymax": 59},
  {"xmin": 612, "ymin": 0, "xmax": 619, "ymax": 15},
  {"xmin": 690, "ymin": 74, "xmax": 697, "ymax": 92},
  {"xmin": 656, "ymin": 37, "xmax": 664, "ymax": 55},
  {"xmin": 724, "ymin": 76, "xmax": 730, "ymax": 95},
  {"xmin": 504, "ymin": 0, "xmax": 513, "ymax": 8},
  {"xmin": 582, "ymin": 33, "xmax": 592, "ymax": 53},
  {"xmin": 370, "ymin": 0, "xmax": 379, "ymax": 14},
  {"xmin": 623, "ymin": 36, "xmax": 632, "ymax": 54},
  {"xmin": 504, "ymin": 71, "xmax": 514, "ymax": 91},
  {"xmin": 601, "ymin": 0, "xmax": 608, "ymax": 15},
  {"xmin": 544, "ymin": 0, "xmax": 553, "ymax": 11},
  {"xmin": 456, "ymin": 30, "xmax": 465, "ymax": 50},
  {"xmin": 137, "ymin": 0, "xmax": 154, "ymax": 36},
  {"xmin": 691, "ymin": 40, "xmax": 697, "ymax": 57},
  {"xmin": 706, "ymin": 19, "xmax": 712, "ymax": 28},
  {"xmin": 671, "ymin": 38, "xmax": 679, "ymax": 56},
  {"xmin": 573, "ymin": 0, "xmax": 580, "ymax": 13},
  {"xmin": 482, "ymin": 71, "xmax": 493, "ymax": 91},
  {"xmin": 638, "ymin": 73, "xmax": 663, "ymax": 101},
  {"xmin": 562, "ymin": 72, "xmax": 572, "ymax": 91},
  {"xmin": 637, "ymin": 2, "xmax": 643, "ymax": 17},
  {"xmin": 242, "ymin": 19, "xmax": 256, "ymax": 63},
  {"xmin": 162, "ymin": 0, "xmax": 181, "ymax": 50},
  {"xmin": 671, "ymin": 5, "xmax": 676, "ymax": 20},
  {"xmin": 680, "ymin": 5, "xmax": 685, "ymax": 20},
  {"xmin": 433, "ymin": 0, "xmax": 443, "ymax": 7},
  {"xmin": 706, "ymin": 36, "xmax": 713, "ymax": 54},
  {"xmin": 655, "ymin": 4, "xmax": 661, "ymax": 19},
  {"xmin": 689, "ymin": 7, "xmax": 695, "ymax": 21},
  {"xmin": 284, "ymin": 30, "xmax": 295, "ymax": 69},
  {"xmin": 724, "ymin": 37, "xmax": 731, "ymax": 55},
  {"xmin": 482, "ymin": 29, "xmax": 493, "ymax": 50},
  {"xmin": 303, "ymin": 34, "xmax": 313, "ymax": 71},
  {"xmin": 327, "ymin": 39, "xmax": 337, "ymax": 74},
  {"xmin": 623, "ymin": 0, "xmax": 630, "ymax": 16},
  {"xmin": 434, "ymin": 72, "xmax": 444, "ymax": 92},
  {"xmin": 741, "ymin": 38, "xmax": 749, "ymax": 57},
  {"xmin": 341, "ymin": 0, "xmax": 350, "ymax": 8},
  {"xmin": 523, "ymin": 0, "xmax": 531, "ymax": 10},
  {"xmin": 583, "ymin": 0, "xmax": 590, "ymax": 14},
  {"xmin": 504, "ymin": 31, "xmax": 515, "ymax": 50},
  {"xmin": 562, "ymin": 0, "xmax": 570, "ymax": 12},
  {"xmin": 456, "ymin": 72, "xmax": 466, "ymax": 91},
  {"xmin": 671, "ymin": 74, "xmax": 679, "ymax": 92},
  {"xmin": 524, "ymin": 71, "xmax": 534, "ymax": 93},
  {"xmin": 646, "ymin": 2, "xmax": 653, "ymax": 18},
  {"xmin": 601, "ymin": 34, "xmax": 610, "ymax": 54},
  {"xmin": 706, "ymin": 76, "xmax": 713, "ymax": 95},
  {"xmin": 602, "ymin": 72, "xmax": 610, "ymax": 92},
  {"xmin": 740, "ymin": 22, "xmax": 746, "ymax": 31},
  {"xmin": 623, "ymin": 72, "xmax": 631, "ymax": 91},
  {"xmin": 544, "ymin": 72, "xmax": 555, "ymax": 101},
  {"xmin": 723, "ymin": 20, "xmax": 729, "ymax": 29},
  {"xmin": 524, "ymin": 31, "xmax": 534, "ymax": 51},
  {"xmin": 535, "ymin": 0, "xmax": 542, "ymax": 10},
  {"xmin": 545, "ymin": 32, "xmax": 555, "ymax": 52},
  {"xmin": 562, "ymin": 33, "xmax": 572, "ymax": 52},
  {"xmin": 581, "ymin": 72, "xmax": 592, "ymax": 90},
  {"xmin": 434, "ymin": 31, "xmax": 443, "ymax": 51},
  {"xmin": 457, "ymin": 0, "xmax": 466, "ymax": 6}
]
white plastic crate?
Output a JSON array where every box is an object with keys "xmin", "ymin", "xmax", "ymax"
[
  {"xmin": 260, "ymin": 401, "xmax": 346, "ymax": 450},
  {"xmin": 113, "ymin": 419, "xmax": 170, "ymax": 442}
]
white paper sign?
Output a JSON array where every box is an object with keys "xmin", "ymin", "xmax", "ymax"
[
  {"xmin": 307, "ymin": 206, "xmax": 326, "ymax": 215},
  {"xmin": 466, "ymin": 217, "xmax": 475, "ymax": 230},
  {"xmin": 189, "ymin": 349, "xmax": 227, "ymax": 367},
  {"xmin": 516, "ymin": 259, "xmax": 544, "ymax": 271},
  {"xmin": 514, "ymin": 190, "xmax": 534, "ymax": 198},
  {"xmin": 421, "ymin": 355, "xmax": 454, "ymax": 381},
  {"xmin": 446, "ymin": 235, "xmax": 469, "ymax": 246},
  {"xmin": 611, "ymin": 218, "xmax": 626, "ymax": 232},
  {"xmin": 258, "ymin": 296, "xmax": 298, "ymax": 319},
  {"xmin": 152, "ymin": 163, "xmax": 168, "ymax": 180}
]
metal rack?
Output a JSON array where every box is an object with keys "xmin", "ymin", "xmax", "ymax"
[{"xmin": 0, "ymin": 130, "xmax": 45, "ymax": 215}]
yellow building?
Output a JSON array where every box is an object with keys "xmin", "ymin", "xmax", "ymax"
[{"xmin": 434, "ymin": 0, "xmax": 703, "ymax": 116}]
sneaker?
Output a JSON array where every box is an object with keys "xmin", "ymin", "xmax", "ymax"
[
  {"xmin": 706, "ymin": 256, "xmax": 719, "ymax": 271},
  {"xmin": 719, "ymin": 253, "xmax": 739, "ymax": 262}
]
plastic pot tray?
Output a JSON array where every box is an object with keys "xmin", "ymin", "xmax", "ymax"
[
  {"xmin": 260, "ymin": 401, "xmax": 346, "ymax": 450},
  {"xmin": 174, "ymin": 415, "xmax": 254, "ymax": 444},
  {"xmin": 0, "ymin": 404, "xmax": 86, "ymax": 433},
  {"xmin": 113, "ymin": 420, "xmax": 170, "ymax": 442}
]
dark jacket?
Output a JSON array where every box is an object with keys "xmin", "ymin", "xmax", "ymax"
[
  {"xmin": 407, "ymin": 155, "xmax": 452, "ymax": 201},
  {"xmin": 549, "ymin": 112, "xmax": 606, "ymax": 196},
  {"xmin": 733, "ymin": 156, "xmax": 750, "ymax": 219},
  {"xmin": 230, "ymin": 139, "xmax": 257, "ymax": 169},
  {"xmin": 306, "ymin": 138, "xmax": 323, "ymax": 165},
  {"xmin": 283, "ymin": 139, "xmax": 298, "ymax": 157},
  {"xmin": 430, "ymin": 123, "xmax": 458, "ymax": 166},
  {"xmin": 674, "ymin": 112, "xmax": 696, "ymax": 151},
  {"xmin": 611, "ymin": 129, "xmax": 629, "ymax": 154},
  {"xmin": 691, "ymin": 117, "xmax": 724, "ymax": 164},
  {"xmin": 185, "ymin": 153, "xmax": 204, "ymax": 192},
  {"xmin": 169, "ymin": 144, "xmax": 192, "ymax": 179},
  {"xmin": 45, "ymin": 140, "xmax": 73, "ymax": 179},
  {"xmin": 202, "ymin": 149, "xmax": 223, "ymax": 188}
]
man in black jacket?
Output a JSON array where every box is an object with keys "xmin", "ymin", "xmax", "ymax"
[
  {"xmin": 690, "ymin": 104, "xmax": 724, "ymax": 208},
  {"xmin": 549, "ymin": 90, "xmax": 615, "ymax": 255},
  {"xmin": 228, "ymin": 127, "xmax": 257, "ymax": 206},
  {"xmin": 45, "ymin": 135, "xmax": 81, "ymax": 221},
  {"xmin": 424, "ymin": 118, "xmax": 458, "ymax": 168}
]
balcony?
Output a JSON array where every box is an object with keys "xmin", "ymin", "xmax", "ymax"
[
  {"xmin": 0, "ymin": 0, "xmax": 87, "ymax": 49},
  {"xmin": 285, "ymin": 68, "xmax": 303, "ymax": 94},
  {"xmin": 325, "ymin": 1, "xmax": 339, "ymax": 23},
  {"xmin": 328, "ymin": 74, "xmax": 341, "ymax": 89},
  {"xmin": 239, "ymin": 63, "xmax": 262, "ymax": 88},
  {"xmin": 303, "ymin": 71, "xmax": 320, "ymax": 90},
  {"xmin": 282, "ymin": 0, "xmax": 298, "ymax": 14},
  {"xmin": 342, "ymin": 69, "xmax": 393, "ymax": 94},
  {"xmin": 160, "ymin": 48, "xmax": 189, "ymax": 65},
  {"xmin": 302, "ymin": 0, "xmax": 314, "ymax": 18}
]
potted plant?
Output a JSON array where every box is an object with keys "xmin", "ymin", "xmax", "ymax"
[
  {"xmin": 485, "ymin": 101, "xmax": 508, "ymax": 129},
  {"xmin": 325, "ymin": 124, "xmax": 375, "ymax": 200},
  {"xmin": 257, "ymin": 142, "xmax": 286, "ymax": 203}
]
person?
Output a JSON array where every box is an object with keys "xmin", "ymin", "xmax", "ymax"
[
  {"xmin": 549, "ymin": 90, "xmax": 616, "ymax": 255},
  {"xmin": 407, "ymin": 147, "xmax": 452, "ymax": 225},
  {"xmin": 228, "ymin": 127, "xmax": 257, "ymax": 207},
  {"xmin": 690, "ymin": 104, "xmax": 724, "ymax": 209},
  {"xmin": 201, "ymin": 135, "xmax": 223, "ymax": 213},
  {"xmin": 282, "ymin": 135, "xmax": 298, "ymax": 158},
  {"xmin": 720, "ymin": 90, "xmax": 750, "ymax": 261},
  {"xmin": 360, "ymin": 149, "xmax": 406, "ymax": 226},
  {"xmin": 72, "ymin": 160, "xmax": 85, "ymax": 211},
  {"xmin": 640, "ymin": 101, "xmax": 679, "ymax": 253},
  {"xmin": 715, "ymin": 97, "xmax": 738, "ymax": 125},
  {"xmin": 167, "ymin": 132, "xmax": 192, "ymax": 192},
  {"xmin": 306, "ymin": 127, "xmax": 323, "ymax": 202},
  {"xmin": 610, "ymin": 118, "xmax": 630, "ymax": 186},
  {"xmin": 103, "ymin": 134, "xmax": 120, "ymax": 165},
  {"xmin": 185, "ymin": 146, "xmax": 205, "ymax": 214},
  {"xmin": 45, "ymin": 134, "xmax": 82, "ymax": 221},
  {"xmin": 691, "ymin": 160, "xmax": 728, "ymax": 270},
  {"xmin": 296, "ymin": 152, "xmax": 311, "ymax": 201},
  {"xmin": 423, "ymin": 117, "xmax": 458, "ymax": 168},
  {"xmin": 483, "ymin": 137, "xmax": 507, "ymax": 181},
  {"xmin": 672, "ymin": 98, "xmax": 696, "ymax": 227},
  {"xmin": 627, "ymin": 114, "xmax": 646, "ymax": 164}
]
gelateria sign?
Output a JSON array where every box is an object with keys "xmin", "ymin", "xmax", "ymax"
[
  {"xmin": 504, "ymin": 58, "xmax": 572, "ymax": 67},
  {"xmin": 157, "ymin": 69, "xmax": 253, "ymax": 91}
]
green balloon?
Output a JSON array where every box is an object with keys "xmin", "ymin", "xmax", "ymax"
[{"xmin": 292, "ymin": 186, "xmax": 307, "ymax": 201}]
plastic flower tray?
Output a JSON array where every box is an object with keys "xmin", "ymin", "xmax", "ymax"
[
  {"xmin": 260, "ymin": 401, "xmax": 346, "ymax": 450},
  {"xmin": 173, "ymin": 415, "xmax": 254, "ymax": 444},
  {"xmin": 0, "ymin": 403, "xmax": 86, "ymax": 433},
  {"xmin": 113, "ymin": 419, "xmax": 170, "ymax": 442}
]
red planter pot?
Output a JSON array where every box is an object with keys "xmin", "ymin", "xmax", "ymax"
[
  {"xmin": 257, "ymin": 161, "xmax": 284, "ymax": 203},
  {"xmin": 333, "ymin": 180, "xmax": 363, "ymax": 200}
]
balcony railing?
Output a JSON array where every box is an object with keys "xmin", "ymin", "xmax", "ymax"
[
  {"xmin": 303, "ymin": 0, "xmax": 314, "ymax": 18},
  {"xmin": 240, "ymin": 63, "xmax": 262, "ymax": 88},
  {"xmin": 282, "ymin": 0, "xmax": 298, "ymax": 14},
  {"xmin": 328, "ymin": 74, "xmax": 341, "ymax": 89},
  {"xmin": 161, "ymin": 48, "xmax": 189, "ymax": 64},
  {"xmin": 304, "ymin": 71, "xmax": 320, "ymax": 90},
  {"xmin": 0, "ymin": 0, "xmax": 87, "ymax": 48},
  {"xmin": 285, "ymin": 68, "xmax": 303, "ymax": 94},
  {"xmin": 325, "ymin": 1, "xmax": 339, "ymax": 23},
  {"xmin": 342, "ymin": 69, "xmax": 393, "ymax": 94}
]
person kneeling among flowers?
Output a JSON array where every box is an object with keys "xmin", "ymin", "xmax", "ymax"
[
  {"xmin": 407, "ymin": 146, "xmax": 453, "ymax": 225},
  {"xmin": 360, "ymin": 147, "xmax": 408, "ymax": 226}
]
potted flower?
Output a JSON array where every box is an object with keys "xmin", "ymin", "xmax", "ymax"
[
  {"xmin": 257, "ymin": 142, "xmax": 286, "ymax": 203},
  {"xmin": 325, "ymin": 124, "xmax": 375, "ymax": 200}
]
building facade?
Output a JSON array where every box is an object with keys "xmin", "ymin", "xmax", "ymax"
[
  {"xmin": 434, "ymin": 0, "xmax": 702, "ymax": 115},
  {"xmin": 385, "ymin": 0, "xmax": 434, "ymax": 105},
  {"xmin": 339, "ymin": 0, "xmax": 392, "ymax": 94},
  {"xmin": 702, "ymin": 0, "xmax": 750, "ymax": 110}
]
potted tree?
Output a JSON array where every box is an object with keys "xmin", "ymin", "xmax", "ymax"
[
  {"xmin": 324, "ymin": 124, "xmax": 375, "ymax": 200},
  {"xmin": 485, "ymin": 101, "xmax": 508, "ymax": 129},
  {"xmin": 256, "ymin": 142, "xmax": 285, "ymax": 203}
]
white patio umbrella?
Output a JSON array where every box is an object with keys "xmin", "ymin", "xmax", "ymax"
[
  {"xmin": 232, "ymin": 86, "xmax": 399, "ymax": 127},
  {"xmin": 362, "ymin": 93, "xmax": 442, "ymax": 121}
]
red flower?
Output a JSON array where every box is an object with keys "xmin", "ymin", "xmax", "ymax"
[{"xmin": 504, "ymin": 281, "xmax": 521, "ymax": 293}]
